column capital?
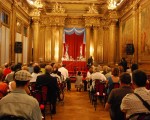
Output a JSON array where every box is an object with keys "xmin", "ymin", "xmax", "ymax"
[
  {"xmin": 108, "ymin": 10, "xmax": 118, "ymax": 19},
  {"xmin": 110, "ymin": 19, "xmax": 118, "ymax": 26},
  {"xmin": 32, "ymin": 16, "xmax": 40, "ymax": 24},
  {"xmin": 103, "ymin": 26, "xmax": 109, "ymax": 30}
]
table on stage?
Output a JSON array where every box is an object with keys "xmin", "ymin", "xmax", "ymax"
[{"xmin": 62, "ymin": 60, "xmax": 87, "ymax": 76}]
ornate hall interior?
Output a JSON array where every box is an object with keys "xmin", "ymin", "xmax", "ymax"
[{"xmin": 0, "ymin": 0, "xmax": 150, "ymax": 73}]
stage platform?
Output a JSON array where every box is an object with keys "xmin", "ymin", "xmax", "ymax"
[{"xmin": 62, "ymin": 60, "xmax": 88, "ymax": 82}]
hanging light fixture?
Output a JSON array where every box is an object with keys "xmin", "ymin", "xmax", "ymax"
[
  {"xmin": 27, "ymin": 0, "xmax": 43, "ymax": 8},
  {"xmin": 108, "ymin": 0, "xmax": 123, "ymax": 10}
]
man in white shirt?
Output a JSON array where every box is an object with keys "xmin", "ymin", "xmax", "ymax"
[
  {"xmin": 90, "ymin": 67, "xmax": 106, "ymax": 90},
  {"xmin": 58, "ymin": 64, "xmax": 71, "ymax": 90},
  {"xmin": 58, "ymin": 64, "xmax": 69, "ymax": 81}
]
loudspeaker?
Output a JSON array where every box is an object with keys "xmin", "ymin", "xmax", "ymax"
[
  {"xmin": 14, "ymin": 42, "xmax": 22, "ymax": 53},
  {"xmin": 126, "ymin": 44, "xmax": 134, "ymax": 55}
]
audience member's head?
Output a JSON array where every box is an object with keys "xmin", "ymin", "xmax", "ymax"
[
  {"xmin": 131, "ymin": 63, "xmax": 138, "ymax": 72},
  {"xmin": 4, "ymin": 63, "xmax": 9, "ymax": 68},
  {"xmin": 112, "ymin": 67, "xmax": 120, "ymax": 76},
  {"xmin": 95, "ymin": 67, "xmax": 100, "ymax": 72},
  {"xmin": 33, "ymin": 65, "xmax": 41, "ymax": 73},
  {"xmin": 102, "ymin": 65, "xmax": 108, "ymax": 75},
  {"xmin": 120, "ymin": 72, "xmax": 131, "ymax": 85},
  {"xmin": 132, "ymin": 70, "xmax": 147, "ymax": 87},
  {"xmin": 45, "ymin": 65, "xmax": 53, "ymax": 74},
  {"xmin": 10, "ymin": 65, "xmax": 15, "ymax": 71},
  {"xmin": 89, "ymin": 67, "xmax": 93, "ymax": 74},
  {"xmin": 107, "ymin": 67, "xmax": 111, "ymax": 73},
  {"xmin": 22, "ymin": 65, "xmax": 29, "ymax": 71},
  {"xmin": 14, "ymin": 70, "xmax": 32, "ymax": 88},
  {"xmin": 77, "ymin": 71, "xmax": 81, "ymax": 76}
]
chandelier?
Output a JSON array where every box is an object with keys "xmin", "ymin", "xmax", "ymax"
[
  {"xmin": 108, "ymin": 0, "xmax": 123, "ymax": 10},
  {"xmin": 27, "ymin": 0, "xmax": 43, "ymax": 8}
]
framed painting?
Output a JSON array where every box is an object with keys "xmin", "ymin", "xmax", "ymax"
[
  {"xmin": 121, "ymin": 16, "xmax": 134, "ymax": 54},
  {"xmin": 139, "ymin": 3, "xmax": 150, "ymax": 62}
]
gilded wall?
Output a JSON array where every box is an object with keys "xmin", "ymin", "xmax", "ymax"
[{"xmin": 119, "ymin": 0, "xmax": 150, "ymax": 72}]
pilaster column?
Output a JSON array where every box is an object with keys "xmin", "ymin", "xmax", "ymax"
[
  {"xmin": 45, "ymin": 26, "xmax": 51, "ymax": 61},
  {"xmin": 93, "ymin": 26, "xmax": 98, "ymax": 62},
  {"xmin": 59, "ymin": 26, "xmax": 64, "ymax": 62},
  {"xmin": 103, "ymin": 26, "xmax": 109, "ymax": 63},
  {"xmin": 32, "ymin": 17, "xmax": 40, "ymax": 62},
  {"xmin": 51, "ymin": 26, "xmax": 56, "ymax": 62},
  {"xmin": 132, "ymin": 6, "xmax": 138, "ymax": 63},
  {"xmin": 108, "ymin": 19, "xmax": 118, "ymax": 65},
  {"xmin": 85, "ymin": 26, "xmax": 91, "ymax": 61},
  {"xmin": 10, "ymin": 3, "xmax": 17, "ymax": 64}
]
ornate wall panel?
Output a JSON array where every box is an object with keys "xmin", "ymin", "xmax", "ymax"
[
  {"xmin": 139, "ymin": 1, "xmax": 150, "ymax": 63},
  {"xmin": 120, "ymin": 15, "xmax": 134, "ymax": 57}
]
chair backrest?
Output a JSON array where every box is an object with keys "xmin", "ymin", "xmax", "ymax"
[
  {"xmin": 41, "ymin": 86, "xmax": 48, "ymax": 104},
  {"xmin": 0, "ymin": 115, "xmax": 27, "ymax": 120},
  {"xmin": 94, "ymin": 79, "xmax": 106, "ymax": 96},
  {"xmin": 109, "ymin": 82, "xmax": 120, "ymax": 94}
]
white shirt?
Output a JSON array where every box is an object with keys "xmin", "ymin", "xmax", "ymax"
[
  {"xmin": 91, "ymin": 72, "xmax": 106, "ymax": 87},
  {"xmin": 58, "ymin": 67, "xmax": 69, "ymax": 80},
  {"xmin": 121, "ymin": 87, "xmax": 150, "ymax": 118},
  {"xmin": 30, "ymin": 73, "xmax": 42, "ymax": 83}
]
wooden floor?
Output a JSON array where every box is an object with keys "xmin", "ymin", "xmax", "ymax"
[{"xmin": 45, "ymin": 83, "xmax": 111, "ymax": 120}]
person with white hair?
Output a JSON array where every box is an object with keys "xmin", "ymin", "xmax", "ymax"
[{"xmin": 90, "ymin": 67, "xmax": 107, "ymax": 90}]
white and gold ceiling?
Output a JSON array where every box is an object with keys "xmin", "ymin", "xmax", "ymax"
[{"xmin": 18, "ymin": 0, "xmax": 125, "ymax": 16}]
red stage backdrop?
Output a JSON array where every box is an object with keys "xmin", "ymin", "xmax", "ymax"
[{"xmin": 64, "ymin": 33, "xmax": 85, "ymax": 60}]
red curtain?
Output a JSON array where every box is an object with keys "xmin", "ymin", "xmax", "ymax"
[{"xmin": 64, "ymin": 33, "xmax": 85, "ymax": 60}]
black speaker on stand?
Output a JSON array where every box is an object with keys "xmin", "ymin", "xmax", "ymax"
[
  {"xmin": 126, "ymin": 44, "xmax": 134, "ymax": 55},
  {"xmin": 14, "ymin": 42, "xmax": 22, "ymax": 53}
]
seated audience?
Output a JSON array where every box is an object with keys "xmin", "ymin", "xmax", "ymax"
[
  {"xmin": 3, "ymin": 63, "xmax": 11, "ymax": 80},
  {"xmin": 0, "ymin": 70, "xmax": 42, "ymax": 120},
  {"xmin": 36, "ymin": 65, "xmax": 59, "ymax": 114},
  {"xmin": 121, "ymin": 70, "xmax": 150, "ymax": 120},
  {"xmin": 90, "ymin": 67, "xmax": 106, "ymax": 91},
  {"xmin": 5, "ymin": 65, "xmax": 15, "ymax": 83},
  {"xmin": 30, "ymin": 65, "xmax": 41, "ymax": 83},
  {"xmin": 106, "ymin": 67, "xmax": 120, "ymax": 95},
  {"xmin": 0, "ymin": 68, "xmax": 8, "ymax": 98},
  {"xmin": 105, "ymin": 72, "xmax": 133, "ymax": 120},
  {"xmin": 75, "ymin": 71, "xmax": 83, "ymax": 92},
  {"xmin": 105, "ymin": 67, "xmax": 112, "ymax": 79}
]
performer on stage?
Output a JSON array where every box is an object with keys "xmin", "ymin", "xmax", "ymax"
[{"xmin": 87, "ymin": 56, "xmax": 93, "ymax": 68}]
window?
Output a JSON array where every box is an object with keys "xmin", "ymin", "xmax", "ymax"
[{"xmin": 1, "ymin": 11, "xmax": 9, "ymax": 25}]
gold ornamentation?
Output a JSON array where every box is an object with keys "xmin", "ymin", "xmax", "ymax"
[
  {"xmin": 32, "ymin": 9, "xmax": 41, "ymax": 16},
  {"xmin": 41, "ymin": 16, "xmax": 66, "ymax": 26},
  {"xmin": 87, "ymin": 4, "xmax": 98, "ymax": 14},
  {"xmin": 52, "ymin": 2, "xmax": 65, "ymax": 13},
  {"xmin": 84, "ymin": 16, "xmax": 100, "ymax": 27},
  {"xmin": 65, "ymin": 18, "xmax": 85, "ymax": 26}
]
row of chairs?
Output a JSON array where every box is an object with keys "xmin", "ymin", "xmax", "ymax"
[
  {"xmin": 29, "ymin": 81, "xmax": 66, "ymax": 120},
  {"xmin": 89, "ymin": 79, "xmax": 120, "ymax": 111}
]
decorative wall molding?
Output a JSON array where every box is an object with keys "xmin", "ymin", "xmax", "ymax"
[
  {"xmin": 83, "ymin": 14, "xmax": 101, "ymax": 27},
  {"xmin": 40, "ymin": 14, "xmax": 67, "ymax": 26},
  {"xmin": 65, "ymin": 17, "xmax": 85, "ymax": 27},
  {"xmin": 51, "ymin": 2, "xmax": 65, "ymax": 13},
  {"xmin": 87, "ymin": 3, "xmax": 99, "ymax": 14}
]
